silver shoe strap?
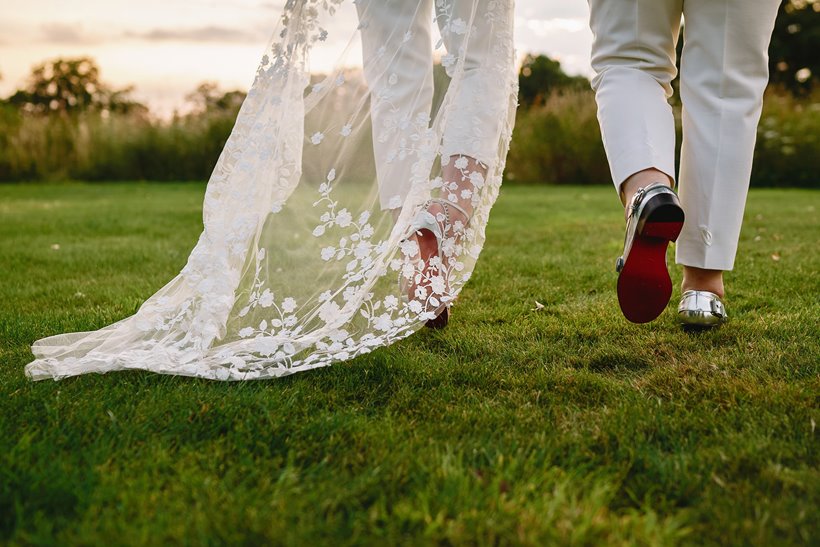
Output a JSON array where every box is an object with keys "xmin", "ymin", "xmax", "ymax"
[{"xmin": 425, "ymin": 198, "xmax": 472, "ymax": 228}]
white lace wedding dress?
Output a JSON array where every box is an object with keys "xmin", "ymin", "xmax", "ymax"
[{"xmin": 26, "ymin": 0, "xmax": 518, "ymax": 381}]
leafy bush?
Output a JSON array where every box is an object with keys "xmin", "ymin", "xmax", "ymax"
[
  {"xmin": 506, "ymin": 87, "xmax": 819, "ymax": 188},
  {"xmin": 0, "ymin": 109, "xmax": 237, "ymax": 183},
  {"xmin": 0, "ymin": 88, "xmax": 816, "ymax": 188},
  {"xmin": 753, "ymin": 89, "xmax": 820, "ymax": 188},
  {"xmin": 505, "ymin": 90, "xmax": 610, "ymax": 185}
]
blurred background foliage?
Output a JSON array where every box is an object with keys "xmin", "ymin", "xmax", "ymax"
[{"xmin": 0, "ymin": 0, "xmax": 817, "ymax": 187}]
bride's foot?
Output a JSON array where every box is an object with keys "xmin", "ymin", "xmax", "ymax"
[{"xmin": 405, "ymin": 199, "xmax": 471, "ymax": 329}]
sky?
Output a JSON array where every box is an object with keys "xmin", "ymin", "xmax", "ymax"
[{"xmin": 0, "ymin": 0, "xmax": 594, "ymax": 116}]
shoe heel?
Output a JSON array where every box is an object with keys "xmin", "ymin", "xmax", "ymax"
[
  {"xmin": 616, "ymin": 186, "xmax": 685, "ymax": 324},
  {"xmin": 639, "ymin": 193, "xmax": 684, "ymax": 241},
  {"xmin": 642, "ymin": 219, "xmax": 684, "ymax": 240},
  {"xmin": 425, "ymin": 307, "xmax": 449, "ymax": 329}
]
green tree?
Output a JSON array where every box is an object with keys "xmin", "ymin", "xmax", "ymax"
[
  {"xmin": 184, "ymin": 82, "xmax": 246, "ymax": 115},
  {"xmin": 6, "ymin": 57, "xmax": 146, "ymax": 115},
  {"xmin": 518, "ymin": 54, "xmax": 589, "ymax": 108},
  {"xmin": 769, "ymin": 0, "xmax": 819, "ymax": 95}
]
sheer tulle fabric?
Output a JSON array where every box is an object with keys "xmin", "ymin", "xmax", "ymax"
[{"xmin": 26, "ymin": 0, "xmax": 518, "ymax": 381}]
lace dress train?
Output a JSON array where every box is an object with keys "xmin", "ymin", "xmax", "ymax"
[{"xmin": 26, "ymin": 0, "xmax": 518, "ymax": 381}]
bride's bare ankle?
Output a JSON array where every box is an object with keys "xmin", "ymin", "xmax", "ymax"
[
  {"xmin": 442, "ymin": 155, "xmax": 487, "ymax": 217},
  {"xmin": 681, "ymin": 266, "xmax": 725, "ymax": 298},
  {"xmin": 619, "ymin": 169, "xmax": 673, "ymax": 211}
]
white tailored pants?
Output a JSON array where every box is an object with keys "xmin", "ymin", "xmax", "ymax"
[
  {"xmin": 356, "ymin": 0, "xmax": 510, "ymax": 210},
  {"xmin": 588, "ymin": 0, "xmax": 780, "ymax": 270}
]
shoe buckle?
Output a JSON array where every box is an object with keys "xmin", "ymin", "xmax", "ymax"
[
  {"xmin": 630, "ymin": 187, "xmax": 647, "ymax": 214},
  {"xmin": 710, "ymin": 298, "xmax": 725, "ymax": 317}
]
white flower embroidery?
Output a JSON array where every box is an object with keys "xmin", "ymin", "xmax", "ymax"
[
  {"xmin": 354, "ymin": 241, "xmax": 371, "ymax": 259},
  {"xmin": 374, "ymin": 313, "xmax": 393, "ymax": 332},
  {"xmin": 310, "ymin": 132, "xmax": 325, "ymax": 145},
  {"xmin": 253, "ymin": 337, "xmax": 280, "ymax": 357},
  {"xmin": 399, "ymin": 238, "xmax": 419, "ymax": 258},
  {"xmin": 282, "ymin": 297, "xmax": 297, "ymax": 313},
  {"xmin": 318, "ymin": 300, "xmax": 341, "ymax": 324},
  {"xmin": 469, "ymin": 171, "xmax": 485, "ymax": 188},
  {"xmin": 258, "ymin": 289, "xmax": 275, "ymax": 308},
  {"xmin": 449, "ymin": 18, "xmax": 468, "ymax": 35},
  {"xmin": 430, "ymin": 275, "xmax": 446, "ymax": 295},
  {"xmin": 335, "ymin": 209, "xmax": 353, "ymax": 227}
]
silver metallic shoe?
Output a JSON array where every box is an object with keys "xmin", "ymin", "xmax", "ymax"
[
  {"xmin": 615, "ymin": 182, "xmax": 685, "ymax": 324},
  {"xmin": 677, "ymin": 290, "xmax": 728, "ymax": 328}
]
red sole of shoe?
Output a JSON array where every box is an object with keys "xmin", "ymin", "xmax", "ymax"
[
  {"xmin": 425, "ymin": 307, "xmax": 449, "ymax": 329},
  {"xmin": 617, "ymin": 220, "xmax": 684, "ymax": 323}
]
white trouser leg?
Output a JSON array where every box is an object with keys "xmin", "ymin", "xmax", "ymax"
[
  {"xmin": 436, "ymin": 0, "xmax": 512, "ymax": 166},
  {"xmin": 588, "ymin": 0, "xmax": 682, "ymax": 190},
  {"xmin": 357, "ymin": 0, "xmax": 434, "ymax": 210},
  {"xmin": 675, "ymin": 0, "xmax": 780, "ymax": 270}
]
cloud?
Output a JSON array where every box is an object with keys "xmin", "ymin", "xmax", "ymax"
[
  {"xmin": 40, "ymin": 23, "xmax": 102, "ymax": 45},
  {"xmin": 517, "ymin": 3, "xmax": 590, "ymax": 20},
  {"xmin": 518, "ymin": 17, "xmax": 588, "ymax": 36},
  {"xmin": 127, "ymin": 26, "xmax": 263, "ymax": 43},
  {"xmin": 197, "ymin": 0, "xmax": 284, "ymax": 9}
]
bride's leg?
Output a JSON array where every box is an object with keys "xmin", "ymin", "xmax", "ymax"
[
  {"xmin": 356, "ymin": 0, "xmax": 436, "ymax": 213},
  {"xmin": 434, "ymin": 0, "xmax": 510, "ymax": 219},
  {"xmin": 411, "ymin": 0, "xmax": 511, "ymax": 318},
  {"xmin": 441, "ymin": 155, "xmax": 486, "ymax": 218},
  {"xmin": 416, "ymin": 155, "xmax": 485, "ymax": 289}
]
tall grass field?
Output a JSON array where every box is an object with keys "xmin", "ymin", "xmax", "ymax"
[
  {"xmin": 0, "ymin": 183, "xmax": 817, "ymax": 545},
  {"xmin": 2, "ymin": 89, "xmax": 818, "ymax": 188}
]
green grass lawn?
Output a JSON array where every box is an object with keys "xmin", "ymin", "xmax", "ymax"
[{"xmin": 1, "ymin": 183, "xmax": 817, "ymax": 545}]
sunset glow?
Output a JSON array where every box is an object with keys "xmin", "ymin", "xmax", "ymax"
[{"xmin": 1, "ymin": 0, "xmax": 594, "ymax": 116}]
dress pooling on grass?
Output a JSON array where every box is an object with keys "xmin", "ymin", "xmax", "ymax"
[{"xmin": 26, "ymin": 0, "xmax": 518, "ymax": 381}]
